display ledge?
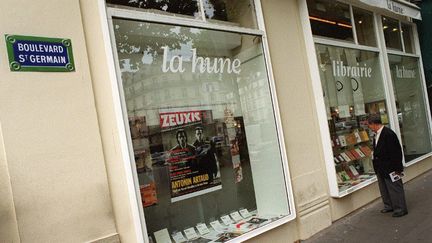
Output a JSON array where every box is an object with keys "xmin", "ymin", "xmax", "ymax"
[
  {"xmin": 335, "ymin": 175, "xmax": 377, "ymax": 198},
  {"xmin": 404, "ymin": 152, "xmax": 432, "ymax": 167},
  {"xmin": 157, "ymin": 212, "xmax": 296, "ymax": 243},
  {"xmin": 212, "ymin": 214, "xmax": 295, "ymax": 243}
]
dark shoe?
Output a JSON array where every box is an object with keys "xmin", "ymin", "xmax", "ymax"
[
  {"xmin": 392, "ymin": 211, "xmax": 408, "ymax": 217},
  {"xmin": 380, "ymin": 208, "xmax": 394, "ymax": 213}
]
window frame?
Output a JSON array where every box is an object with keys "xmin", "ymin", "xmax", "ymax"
[{"xmin": 101, "ymin": 0, "xmax": 297, "ymax": 242}]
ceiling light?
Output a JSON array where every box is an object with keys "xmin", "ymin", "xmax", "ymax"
[
  {"xmin": 309, "ymin": 16, "xmax": 336, "ymax": 25},
  {"xmin": 337, "ymin": 22, "xmax": 352, "ymax": 28}
]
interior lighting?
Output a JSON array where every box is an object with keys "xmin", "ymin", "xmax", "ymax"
[
  {"xmin": 337, "ymin": 22, "xmax": 352, "ymax": 28},
  {"xmin": 309, "ymin": 16, "xmax": 352, "ymax": 29},
  {"xmin": 309, "ymin": 16, "xmax": 336, "ymax": 25}
]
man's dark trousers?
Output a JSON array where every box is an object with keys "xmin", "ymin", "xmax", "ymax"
[{"xmin": 376, "ymin": 172, "xmax": 407, "ymax": 213}]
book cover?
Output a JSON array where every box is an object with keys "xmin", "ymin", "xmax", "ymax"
[
  {"xmin": 338, "ymin": 135, "xmax": 347, "ymax": 147},
  {"xmin": 140, "ymin": 183, "xmax": 158, "ymax": 208},
  {"xmin": 154, "ymin": 229, "xmax": 171, "ymax": 243},
  {"xmin": 349, "ymin": 165, "xmax": 360, "ymax": 177},
  {"xmin": 344, "ymin": 167, "xmax": 356, "ymax": 179},
  {"xmin": 349, "ymin": 149, "xmax": 362, "ymax": 160},
  {"xmin": 389, "ymin": 171, "xmax": 405, "ymax": 182},
  {"xmin": 359, "ymin": 130, "xmax": 369, "ymax": 141},
  {"xmin": 345, "ymin": 133, "xmax": 357, "ymax": 145},
  {"xmin": 196, "ymin": 223, "xmax": 210, "ymax": 235},
  {"xmin": 354, "ymin": 148, "xmax": 366, "ymax": 158},
  {"xmin": 339, "ymin": 171, "xmax": 351, "ymax": 181},
  {"xmin": 335, "ymin": 137, "xmax": 341, "ymax": 147},
  {"xmin": 359, "ymin": 146, "xmax": 372, "ymax": 157},
  {"xmin": 345, "ymin": 150, "xmax": 356, "ymax": 161},
  {"xmin": 246, "ymin": 217, "xmax": 268, "ymax": 225},
  {"xmin": 354, "ymin": 132, "xmax": 362, "ymax": 143},
  {"xmin": 183, "ymin": 227, "xmax": 199, "ymax": 240},
  {"xmin": 340, "ymin": 152, "xmax": 351, "ymax": 162}
]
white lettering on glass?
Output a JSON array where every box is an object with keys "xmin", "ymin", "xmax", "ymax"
[
  {"xmin": 161, "ymin": 46, "xmax": 185, "ymax": 73},
  {"xmin": 396, "ymin": 65, "xmax": 416, "ymax": 79},
  {"xmin": 332, "ymin": 61, "xmax": 372, "ymax": 78},
  {"xmin": 161, "ymin": 46, "xmax": 241, "ymax": 74}
]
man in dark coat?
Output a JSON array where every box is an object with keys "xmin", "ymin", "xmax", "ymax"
[{"xmin": 368, "ymin": 114, "xmax": 408, "ymax": 217}]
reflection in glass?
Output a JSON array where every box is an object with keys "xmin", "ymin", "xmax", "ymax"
[
  {"xmin": 112, "ymin": 18, "xmax": 290, "ymax": 241},
  {"xmin": 353, "ymin": 7, "xmax": 376, "ymax": 47},
  {"xmin": 203, "ymin": 0, "xmax": 228, "ymax": 20},
  {"xmin": 307, "ymin": 0, "xmax": 354, "ymax": 42},
  {"xmin": 315, "ymin": 44, "xmax": 388, "ymax": 192},
  {"xmin": 106, "ymin": 0, "xmax": 200, "ymax": 18},
  {"xmin": 382, "ymin": 16, "xmax": 402, "ymax": 51},
  {"xmin": 203, "ymin": 0, "xmax": 258, "ymax": 29},
  {"xmin": 402, "ymin": 24, "xmax": 414, "ymax": 54},
  {"xmin": 388, "ymin": 55, "xmax": 432, "ymax": 161}
]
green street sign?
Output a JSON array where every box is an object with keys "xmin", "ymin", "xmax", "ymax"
[{"xmin": 5, "ymin": 34, "xmax": 75, "ymax": 72}]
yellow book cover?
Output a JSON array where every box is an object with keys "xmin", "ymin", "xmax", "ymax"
[{"xmin": 359, "ymin": 130, "xmax": 369, "ymax": 141}]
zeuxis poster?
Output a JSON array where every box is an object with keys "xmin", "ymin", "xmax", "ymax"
[{"xmin": 159, "ymin": 109, "xmax": 222, "ymax": 202}]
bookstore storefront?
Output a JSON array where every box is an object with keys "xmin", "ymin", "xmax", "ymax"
[
  {"xmin": 304, "ymin": 0, "xmax": 432, "ymax": 198},
  {"xmin": 2, "ymin": 1, "xmax": 432, "ymax": 243}
]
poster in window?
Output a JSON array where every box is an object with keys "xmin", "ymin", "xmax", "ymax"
[{"xmin": 160, "ymin": 109, "xmax": 222, "ymax": 202}]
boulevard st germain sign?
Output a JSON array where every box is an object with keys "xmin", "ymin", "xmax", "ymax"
[{"xmin": 5, "ymin": 35, "xmax": 75, "ymax": 72}]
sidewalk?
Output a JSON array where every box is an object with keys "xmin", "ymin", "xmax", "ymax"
[{"xmin": 303, "ymin": 168, "xmax": 432, "ymax": 243}]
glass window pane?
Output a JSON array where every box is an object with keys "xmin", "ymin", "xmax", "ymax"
[
  {"xmin": 112, "ymin": 18, "xmax": 291, "ymax": 242},
  {"xmin": 388, "ymin": 54, "xmax": 432, "ymax": 161},
  {"xmin": 353, "ymin": 7, "xmax": 376, "ymax": 47},
  {"xmin": 402, "ymin": 23, "xmax": 415, "ymax": 54},
  {"xmin": 204, "ymin": 0, "xmax": 258, "ymax": 29},
  {"xmin": 315, "ymin": 44, "xmax": 388, "ymax": 192},
  {"xmin": 106, "ymin": 0, "xmax": 200, "ymax": 19},
  {"xmin": 382, "ymin": 16, "xmax": 402, "ymax": 51},
  {"xmin": 307, "ymin": 0, "xmax": 354, "ymax": 42}
]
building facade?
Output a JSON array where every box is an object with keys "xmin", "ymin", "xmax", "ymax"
[{"xmin": 1, "ymin": 0, "xmax": 431, "ymax": 242}]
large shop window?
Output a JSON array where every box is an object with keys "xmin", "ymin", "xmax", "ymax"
[
  {"xmin": 388, "ymin": 55, "xmax": 432, "ymax": 162},
  {"xmin": 316, "ymin": 44, "xmax": 386, "ymax": 194},
  {"xmin": 111, "ymin": 18, "xmax": 293, "ymax": 242},
  {"xmin": 381, "ymin": 15, "xmax": 432, "ymax": 164}
]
